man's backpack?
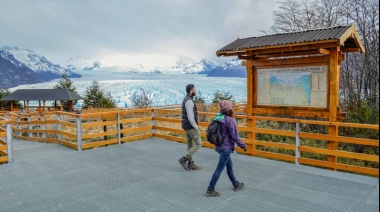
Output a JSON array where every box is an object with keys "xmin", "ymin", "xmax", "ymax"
[{"xmin": 206, "ymin": 121, "xmax": 226, "ymax": 146}]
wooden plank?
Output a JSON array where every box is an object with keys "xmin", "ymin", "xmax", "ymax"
[
  {"xmin": 0, "ymin": 156, "xmax": 8, "ymax": 163},
  {"xmin": 120, "ymin": 134, "xmax": 153, "ymax": 143},
  {"xmin": 153, "ymin": 126, "xmax": 184, "ymax": 134},
  {"xmin": 0, "ymin": 139, "xmax": 7, "ymax": 145},
  {"xmin": 0, "ymin": 145, "xmax": 7, "ymax": 151},
  {"xmin": 154, "ymin": 133, "xmax": 186, "ymax": 143},
  {"xmin": 299, "ymin": 132, "xmax": 379, "ymax": 147},
  {"xmin": 82, "ymin": 120, "xmax": 118, "ymax": 128},
  {"xmin": 151, "ymin": 109, "xmax": 181, "ymax": 114},
  {"xmin": 255, "ymin": 128, "xmax": 296, "ymax": 137},
  {"xmin": 0, "ymin": 132, "xmax": 6, "ymax": 137},
  {"xmin": 247, "ymin": 149, "xmax": 295, "ymax": 162},
  {"xmin": 298, "ymin": 146, "xmax": 379, "ymax": 162},
  {"xmin": 58, "ymin": 130, "xmax": 77, "ymax": 139},
  {"xmin": 153, "ymin": 117, "xmax": 181, "ymax": 123},
  {"xmin": 59, "ymin": 120, "xmax": 76, "ymax": 128},
  {"xmin": 120, "ymin": 126, "xmax": 152, "ymax": 134},
  {"xmin": 237, "ymin": 126, "xmax": 255, "ymax": 132},
  {"xmin": 28, "ymin": 137, "xmax": 44, "ymax": 142},
  {"xmin": 59, "ymin": 140, "xmax": 77, "ymax": 149},
  {"xmin": 254, "ymin": 140, "xmax": 296, "ymax": 150},
  {"xmin": 217, "ymin": 41, "xmax": 340, "ymax": 56},
  {"xmin": 250, "ymin": 42, "xmax": 340, "ymax": 55},
  {"xmin": 44, "ymin": 138, "xmax": 59, "ymax": 144},
  {"xmin": 43, "ymin": 120, "xmax": 59, "ymax": 124},
  {"xmin": 241, "ymin": 138, "xmax": 255, "ymax": 145},
  {"xmin": 252, "ymin": 108, "xmax": 346, "ymax": 119},
  {"xmin": 298, "ymin": 158, "xmax": 379, "ymax": 176},
  {"xmin": 82, "ymin": 130, "xmax": 118, "ymax": 139},
  {"xmin": 119, "ymin": 117, "xmax": 152, "ymax": 124},
  {"xmin": 246, "ymin": 116, "xmax": 378, "ymax": 130},
  {"xmin": 0, "ymin": 150, "xmax": 7, "ymax": 156},
  {"xmin": 27, "ymin": 129, "xmax": 57, "ymax": 134},
  {"xmin": 82, "ymin": 138, "xmax": 119, "ymax": 149},
  {"xmin": 252, "ymin": 55, "xmax": 330, "ymax": 67}
]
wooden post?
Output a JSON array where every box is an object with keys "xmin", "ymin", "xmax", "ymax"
[
  {"xmin": 76, "ymin": 116, "xmax": 82, "ymax": 152},
  {"xmin": 117, "ymin": 113, "xmax": 121, "ymax": 144},
  {"xmin": 60, "ymin": 101, "xmax": 63, "ymax": 111},
  {"xmin": 246, "ymin": 59, "xmax": 256, "ymax": 155},
  {"xmin": 43, "ymin": 100, "xmax": 46, "ymax": 111},
  {"xmin": 10, "ymin": 101, "xmax": 13, "ymax": 111},
  {"xmin": 27, "ymin": 100, "xmax": 29, "ymax": 111},
  {"xmin": 327, "ymin": 47, "xmax": 340, "ymax": 170},
  {"xmin": 103, "ymin": 119, "xmax": 107, "ymax": 140}
]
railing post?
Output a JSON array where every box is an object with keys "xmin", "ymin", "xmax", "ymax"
[
  {"xmin": 27, "ymin": 115, "xmax": 32, "ymax": 140},
  {"xmin": 295, "ymin": 122, "xmax": 300, "ymax": 165},
  {"xmin": 117, "ymin": 113, "xmax": 121, "ymax": 145},
  {"xmin": 152, "ymin": 109, "xmax": 155, "ymax": 137},
  {"xmin": 57, "ymin": 114, "xmax": 62, "ymax": 142},
  {"xmin": 41, "ymin": 115, "xmax": 46, "ymax": 141},
  {"xmin": 17, "ymin": 116, "xmax": 22, "ymax": 136},
  {"xmin": 76, "ymin": 116, "xmax": 82, "ymax": 152},
  {"xmin": 6, "ymin": 122, "xmax": 13, "ymax": 163}
]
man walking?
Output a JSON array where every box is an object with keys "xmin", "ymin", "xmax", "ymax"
[{"xmin": 178, "ymin": 84, "xmax": 201, "ymax": 171}]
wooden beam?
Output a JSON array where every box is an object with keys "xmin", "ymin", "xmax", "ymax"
[
  {"xmin": 246, "ymin": 60, "xmax": 255, "ymax": 155},
  {"xmin": 341, "ymin": 48, "xmax": 361, "ymax": 52},
  {"xmin": 250, "ymin": 42, "xmax": 339, "ymax": 55},
  {"xmin": 252, "ymin": 107, "xmax": 346, "ymax": 119},
  {"xmin": 328, "ymin": 47, "xmax": 340, "ymax": 170},
  {"xmin": 254, "ymin": 50, "xmax": 323, "ymax": 58},
  {"xmin": 252, "ymin": 55, "xmax": 330, "ymax": 67},
  {"xmin": 238, "ymin": 55, "xmax": 253, "ymax": 60},
  {"xmin": 317, "ymin": 48, "xmax": 330, "ymax": 55}
]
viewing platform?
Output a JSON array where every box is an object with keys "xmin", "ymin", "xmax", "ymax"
[{"xmin": 0, "ymin": 138, "xmax": 378, "ymax": 212}]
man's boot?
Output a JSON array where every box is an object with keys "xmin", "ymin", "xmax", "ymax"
[
  {"xmin": 188, "ymin": 161, "xmax": 201, "ymax": 170},
  {"xmin": 178, "ymin": 157, "xmax": 190, "ymax": 171}
]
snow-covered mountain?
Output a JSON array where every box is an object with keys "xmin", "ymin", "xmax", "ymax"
[
  {"xmin": 0, "ymin": 50, "xmax": 44, "ymax": 88},
  {"xmin": 66, "ymin": 57, "xmax": 101, "ymax": 71},
  {"xmin": 171, "ymin": 58, "xmax": 220, "ymax": 74},
  {"xmin": 207, "ymin": 58, "xmax": 246, "ymax": 78},
  {"xmin": 1, "ymin": 46, "xmax": 80, "ymax": 79},
  {"xmin": 79, "ymin": 57, "xmax": 220, "ymax": 74}
]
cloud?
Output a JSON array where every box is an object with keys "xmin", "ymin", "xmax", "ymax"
[{"xmin": 0, "ymin": 0, "xmax": 277, "ymax": 66}]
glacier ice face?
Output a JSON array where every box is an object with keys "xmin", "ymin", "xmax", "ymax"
[{"xmin": 10, "ymin": 70, "xmax": 247, "ymax": 107}]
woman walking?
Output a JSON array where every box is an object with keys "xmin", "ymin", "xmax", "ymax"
[{"xmin": 206, "ymin": 100, "xmax": 247, "ymax": 197}]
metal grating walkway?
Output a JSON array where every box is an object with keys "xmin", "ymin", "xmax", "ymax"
[{"xmin": 0, "ymin": 138, "xmax": 378, "ymax": 212}]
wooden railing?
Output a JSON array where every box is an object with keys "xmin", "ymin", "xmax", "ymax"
[
  {"xmin": 4, "ymin": 108, "xmax": 379, "ymax": 176},
  {"xmin": 0, "ymin": 117, "xmax": 12, "ymax": 163},
  {"xmin": 152, "ymin": 109, "xmax": 379, "ymax": 177}
]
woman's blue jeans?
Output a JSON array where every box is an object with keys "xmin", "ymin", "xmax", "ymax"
[{"xmin": 208, "ymin": 148, "xmax": 238, "ymax": 191}]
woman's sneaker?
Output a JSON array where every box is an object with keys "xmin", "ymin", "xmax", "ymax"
[
  {"xmin": 205, "ymin": 190, "xmax": 220, "ymax": 197},
  {"xmin": 233, "ymin": 182, "xmax": 244, "ymax": 191}
]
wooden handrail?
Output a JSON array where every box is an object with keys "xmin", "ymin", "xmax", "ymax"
[{"xmin": 3, "ymin": 108, "xmax": 378, "ymax": 176}]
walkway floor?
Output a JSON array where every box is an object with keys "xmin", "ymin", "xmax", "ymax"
[{"xmin": 0, "ymin": 138, "xmax": 378, "ymax": 212}]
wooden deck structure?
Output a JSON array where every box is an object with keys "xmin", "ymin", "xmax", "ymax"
[{"xmin": 1, "ymin": 108, "xmax": 378, "ymax": 176}]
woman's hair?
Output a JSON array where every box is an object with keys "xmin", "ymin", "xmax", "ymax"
[{"xmin": 221, "ymin": 109, "xmax": 235, "ymax": 118}]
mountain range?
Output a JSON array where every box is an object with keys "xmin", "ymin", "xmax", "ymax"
[{"xmin": 0, "ymin": 46, "xmax": 246, "ymax": 89}]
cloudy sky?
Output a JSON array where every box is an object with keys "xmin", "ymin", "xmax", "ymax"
[{"xmin": 0, "ymin": 0, "xmax": 278, "ymax": 67}]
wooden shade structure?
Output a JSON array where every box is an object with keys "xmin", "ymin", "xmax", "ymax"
[
  {"xmin": 216, "ymin": 23, "xmax": 365, "ymax": 168},
  {"xmin": 0, "ymin": 89, "xmax": 83, "ymax": 111}
]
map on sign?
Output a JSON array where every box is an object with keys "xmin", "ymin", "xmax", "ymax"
[{"xmin": 257, "ymin": 66, "xmax": 327, "ymax": 108}]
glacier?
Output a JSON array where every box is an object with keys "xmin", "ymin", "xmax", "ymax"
[{"xmin": 10, "ymin": 70, "xmax": 247, "ymax": 107}]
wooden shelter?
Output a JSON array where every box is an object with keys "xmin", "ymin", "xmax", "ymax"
[
  {"xmin": 0, "ymin": 89, "xmax": 83, "ymax": 111},
  {"xmin": 216, "ymin": 23, "xmax": 365, "ymax": 167}
]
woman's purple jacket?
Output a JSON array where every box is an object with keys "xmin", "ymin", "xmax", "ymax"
[{"xmin": 214, "ymin": 113, "xmax": 247, "ymax": 150}]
